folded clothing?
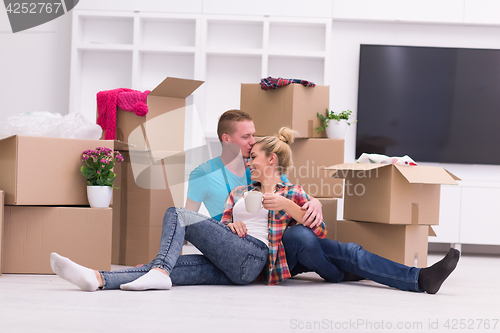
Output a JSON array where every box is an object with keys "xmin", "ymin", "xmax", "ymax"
[
  {"xmin": 357, "ymin": 153, "xmax": 417, "ymax": 166},
  {"xmin": 260, "ymin": 77, "xmax": 315, "ymax": 90}
]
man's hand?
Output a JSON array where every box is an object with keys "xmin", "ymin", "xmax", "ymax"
[
  {"xmin": 228, "ymin": 220, "xmax": 247, "ymax": 237},
  {"xmin": 301, "ymin": 197, "xmax": 323, "ymax": 228}
]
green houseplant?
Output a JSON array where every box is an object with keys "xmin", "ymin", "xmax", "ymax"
[
  {"xmin": 316, "ymin": 108, "xmax": 357, "ymax": 139},
  {"xmin": 81, "ymin": 147, "xmax": 124, "ymax": 208}
]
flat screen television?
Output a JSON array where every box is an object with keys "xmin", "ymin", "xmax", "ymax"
[{"xmin": 356, "ymin": 44, "xmax": 500, "ymax": 165}]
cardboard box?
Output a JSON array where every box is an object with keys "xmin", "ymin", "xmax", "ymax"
[
  {"xmin": 109, "ymin": 92, "xmax": 187, "ymax": 266},
  {"xmin": 318, "ymin": 198, "xmax": 337, "ymax": 223},
  {"xmin": 0, "ymin": 190, "xmax": 3, "ymax": 275},
  {"xmin": 288, "ymin": 139, "xmax": 344, "ymax": 198},
  {"xmin": 240, "ymin": 83, "xmax": 329, "ymax": 138},
  {"xmin": 111, "ymin": 150, "xmax": 184, "ymax": 266},
  {"xmin": 110, "ymin": 160, "xmax": 124, "ymax": 264},
  {"xmin": 101, "ymin": 77, "xmax": 202, "ymax": 265},
  {"xmin": 105, "ymin": 77, "xmax": 203, "ymax": 149},
  {"xmin": 0, "ymin": 135, "xmax": 114, "ymax": 205},
  {"xmin": 2, "ymin": 206, "xmax": 112, "ymax": 274},
  {"xmin": 319, "ymin": 198, "xmax": 337, "ymax": 240},
  {"xmin": 333, "ymin": 219, "xmax": 432, "ymax": 267},
  {"xmin": 325, "ymin": 163, "xmax": 460, "ymax": 225}
]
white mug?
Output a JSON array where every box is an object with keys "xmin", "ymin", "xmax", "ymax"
[{"xmin": 244, "ymin": 191, "xmax": 263, "ymax": 213}]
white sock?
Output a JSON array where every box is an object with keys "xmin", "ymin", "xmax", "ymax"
[
  {"xmin": 50, "ymin": 252, "xmax": 99, "ymax": 292},
  {"xmin": 120, "ymin": 269, "xmax": 172, "ymax": 291}
]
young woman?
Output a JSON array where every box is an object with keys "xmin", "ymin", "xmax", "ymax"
[
  {"xmin": 51, "ymin": 127, "xmax": 325, "ymax": 290},
  {"xmin": 52, "ymin": 127, "xmax": 459, "ymax": 293}
]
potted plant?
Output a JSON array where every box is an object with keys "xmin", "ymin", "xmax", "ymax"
[
  {"xmin": 81, "ymin": 147, "xmax": 124, "ymax": 208},
  {"xmin": 316, "ymin": 108, "xmax": 357, "ymax": 139}
]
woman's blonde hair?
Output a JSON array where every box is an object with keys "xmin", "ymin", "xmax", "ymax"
[{"xmin": 254, "ymin": 127, "xmax": 296, "ymax": 175}]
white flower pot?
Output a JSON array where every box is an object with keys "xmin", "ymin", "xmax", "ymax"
[
  {"xmin": 325, "ymin": 120, "xmax": 348, "ymax": 139},
  {"xmin": 87, "ymin": 186, "xmax": 112, "ymax": 208}
]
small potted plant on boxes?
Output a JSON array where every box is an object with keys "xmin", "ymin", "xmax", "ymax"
[
  {"xmin": 81, "ymin": 147, "xmax": 124, "ymax": 208},
  {"xmin": 316, "ymin": 108, "xmax": 357, "ymax": 139}
]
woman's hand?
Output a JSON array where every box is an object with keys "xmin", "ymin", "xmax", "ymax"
[
  {"xmin": 228, "ymin": 220, "xmax": 247, "ymax": 237},
  {"xmin": 262, "ymin": 193, "xmax": 290, "ymax": 211},
  {"xmin": 301, "ymin": 197, "xmax": 323, "ymax": 228},
  {"xmin": 263, "ymin": 192, "xmax": 306, "ymax": 224}
]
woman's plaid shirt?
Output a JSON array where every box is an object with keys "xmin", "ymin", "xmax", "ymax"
[{"xmin": 220, "ymin": 181, "xmax": 327, "ymax": 285}]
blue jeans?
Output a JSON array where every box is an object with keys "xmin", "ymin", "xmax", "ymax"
[
  {"xmin": 282, "ymin": 225, "xmax": 422, "ymax": 292},
  {"xmin": 100, "ymin": 207, "xmax": 268, "ymax": 289}
]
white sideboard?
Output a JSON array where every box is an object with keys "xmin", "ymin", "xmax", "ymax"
[{"xmin": 433, "ymin": 182, "xmax": 500, "ymax": 246}]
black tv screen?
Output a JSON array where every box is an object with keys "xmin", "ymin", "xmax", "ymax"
[{"xmin": 356, "ymin": 44, "xmax": 500, "ymax": 165}]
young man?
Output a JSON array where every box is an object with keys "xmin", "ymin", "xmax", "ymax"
[{"xmin": 185, "ymin": 109, "xmax": 323, "ymax": 224}]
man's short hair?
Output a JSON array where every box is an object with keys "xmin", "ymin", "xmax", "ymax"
[{"xmin": 217, "ymin": 109, "xmax": 253, "ymax": 141}]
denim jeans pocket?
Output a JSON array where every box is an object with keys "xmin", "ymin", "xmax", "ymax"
[{"xmin": 240, "ymin": 254, "xmax": 266, "ymax": 283}]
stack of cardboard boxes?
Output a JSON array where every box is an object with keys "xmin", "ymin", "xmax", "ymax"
[
  {"xmin": 324, "ymin": 163, "xmax": 460, "ymax": 267},
  {"xmin": 0, "ymin": 77, "xmax": 204, "ymax": 273},
  {"xmin": 0, "ymin": 136, "xmax": 114, "ymax": 274},
  {"xmin": 108, "ymin": 77, "xmax": 203, "ymax": 266},
  {"xmin": 240, "ymin": 82, "xmax": 344, "ymax": 226}
]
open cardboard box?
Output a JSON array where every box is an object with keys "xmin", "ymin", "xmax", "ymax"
[
  {"xmin": 2, "ymin": 206, "xmax": 112, "ymax": 274},
  {"xmin": 288, "ymin": 139, "xmax": 344, "ymax": 198},
  {"xmin": 0, "ymin": 135, "xmax": 114, "ymax": 206},
  {"xmin": 103, "ymin": 77, "xmax": 204, "ymax": 149},
  {"xmin": 240, "ymin": 83, "xmax": 329, "ymax": 138},
  {"xmin": 325, "ymin": 163, "xmax": 460, "ymax": 225},
  {"xmin": 331, "ymin": 219, "xmax": 435, "ymax": 267}
]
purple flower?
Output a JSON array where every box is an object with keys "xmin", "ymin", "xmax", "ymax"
[{"xmin": 81, "ymin": 146, "xmax": 124, "ymax": 185}]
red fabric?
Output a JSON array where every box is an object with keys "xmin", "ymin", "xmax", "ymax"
[
  {"xmin": 96, "ymin": 88, "xmax": 150, "ymax": 140},
  {"xmin": 260, "ymin": 77, "xmax": 315, "ymax": 91}
]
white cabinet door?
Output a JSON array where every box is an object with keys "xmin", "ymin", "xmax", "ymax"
[
  {"xmin": 460, "ymin": 187, "xmax": 500, "ymax": 245},
  {"xmin": 464, "ymin": 0, "xmax": 500, "ymax": 25},
  {"xmin": 332, "ymin": 0, "xmax": 463, "ymax": 24},
  {"xmin": 203, "ymin": 0, "xmax": 332, "ymax": 18},
  {"xmin": 430, "ymin": 185, "xmax": 461, "ymax": 244},
  {"xmin": 76, "ymin": 0, "xmax": 203, "ymax": 13}
]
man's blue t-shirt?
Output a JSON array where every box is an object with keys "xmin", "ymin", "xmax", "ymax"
[{"xmin": 187, "ymin": 156, "xmax": 289, "ymax": 221}]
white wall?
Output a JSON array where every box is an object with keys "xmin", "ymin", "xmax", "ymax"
[{"xmin": 0, "ymin": 6, "xmax": 72, "ymax": 121}]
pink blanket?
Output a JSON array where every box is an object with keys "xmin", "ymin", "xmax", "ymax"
[{"xmin": 97, "ymin": 88, "xmax": 150, "ymax": 140}]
